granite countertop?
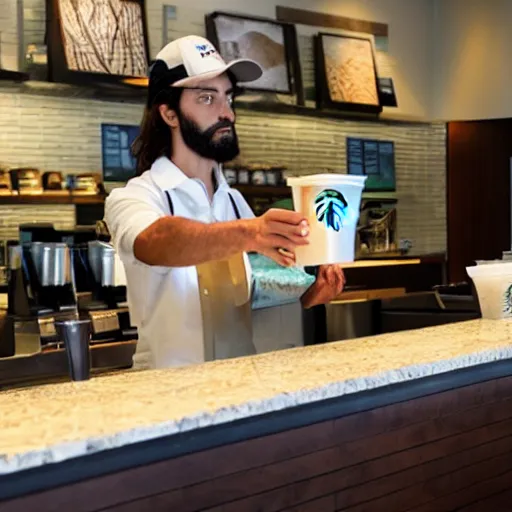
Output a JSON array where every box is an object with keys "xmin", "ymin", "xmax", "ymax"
[{"xmin": 2, "ymin": 319, "xmax": 512, "ymax": 475}]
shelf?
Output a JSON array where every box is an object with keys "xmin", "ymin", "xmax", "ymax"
[
  {"xmin": 233, "ymin": 185, "xmax": 398, "ymax": 203},
  {"xmin": 0, "ymin": 69, "xmax": 29, "ymax": 82},
  {"xmin": 0, "ymin": 193, "xmax": 106, "ymax": 205},
  {"xmin": 0, "ymin": 81, "xmax": 431, "ymax": 126},
  {"xmin": 236, "ymin": 100, "xmax": 432, "ymax": 126},
  {"xmin": 362, "ymin": 191, "xmax": 397, "ymax": 200},
  {"xmin": 232, "ymin": 185, "xmax": 291, "ymax": 197}
]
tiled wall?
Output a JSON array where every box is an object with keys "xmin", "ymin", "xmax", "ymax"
[
  {"xmin": 0, "ymin": 88, "xmax": 446, "ymax": 254},
  {"xmin": 0, "ymin": 1, "xmax": 445, "ymax": 253},
  {"xmin": 0, "ymin": 204, "xmax": 75, "ymax": 240}
]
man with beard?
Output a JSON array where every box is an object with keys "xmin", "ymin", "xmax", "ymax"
[{"xmin": 105, "ymin": 36, "xmax": 345, "ymax": 369}]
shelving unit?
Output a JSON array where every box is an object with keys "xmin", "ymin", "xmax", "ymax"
[
  {"xmin": 0, "ymin": 193, "xmax": 105, "ymax": 205},
  {"xmin": 233, "ymin": 184, "xmax": 398, "ymax": 202}
]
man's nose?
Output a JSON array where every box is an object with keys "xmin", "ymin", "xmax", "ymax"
[{"xmin": 219, "ymin": 102, "xmax": 235, "ymax": 123}]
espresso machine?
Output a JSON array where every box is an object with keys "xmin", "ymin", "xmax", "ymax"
[
  {"xmin": 73, "ymin": 240, "xmax": 135, "ymax": 343},
  {"xmin": 0, "ymin": 241, "xmax": 78, "ymax": 357},
  {"xmin": 18, "ymin": 222, "xmax": 135, "ymax": 342},
  {"xmin": 0, "ymin": 224, "xmax": 136, "ymax": 358}
]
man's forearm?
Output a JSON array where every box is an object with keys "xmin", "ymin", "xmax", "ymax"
[{"xmin": 133, "ymin": 216, "xmax": 254, "ymax": 267}]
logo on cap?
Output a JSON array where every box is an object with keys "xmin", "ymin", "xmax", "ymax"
[{"xmin": 195, "ymin": 43, "xmax": 217, "ymax": 58}]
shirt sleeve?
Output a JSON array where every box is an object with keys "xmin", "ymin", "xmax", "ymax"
[{"xmin": 104, "ymin": 183, "xmax": 166, "ymax": 268}]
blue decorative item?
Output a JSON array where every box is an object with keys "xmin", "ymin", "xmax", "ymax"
[
  {"xmin": 249, "ymin": 253, "xmax": 315, "ymax": 310},
  {"xmin": 315, "ymin": 189, "xmax": 348, "ymax": 231}
]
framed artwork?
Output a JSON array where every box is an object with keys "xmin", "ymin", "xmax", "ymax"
[
  {"xmin": 205, "ymin": 11, "xmax": 302, "ymax": 98},
  {"xmin": 46, "ymin": 0, "xmax": 150, "ymax": 86},
  {"xmin": 346, "ymin": 137, "xmax": 395, "ymax": 191},
  {"xmin": 315, "ymin": 32, "xmax": 382, "ymax": 114}
]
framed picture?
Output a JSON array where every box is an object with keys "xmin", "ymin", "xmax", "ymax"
[
  {"xmin": 46, "ymin": 0, "xmax": 150, "ymax": 86},
  {"xmin": 205, "ymin": 11, "xmax": 302, "ymax": 98},
  {"xmin": 346, "ymin": 137, "xmax": 395, "ymax": 191},
  {"xmin": 315, "ymin": 32, "xmax": 382, "ymax": 114}
]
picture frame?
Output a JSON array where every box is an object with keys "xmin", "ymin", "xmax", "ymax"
[
  {"xmin": 205, "ymin": 11, "xmax": 303, "ymax": 100},
  {"xmin": 46, "ymin": 0, "xmax": 150, "ymax": 87},
  {"xmin": 346, "ymin": 137, "xmax": 396, "ymax": 191},
  {"xmin": 315, "ymin": 32, "xmax": 382, "ymax": 115}
]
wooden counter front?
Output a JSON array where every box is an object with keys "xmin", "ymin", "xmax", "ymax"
[{"xmin": 1, "ymin": 320, "xmax": 512, "ymax": 511}]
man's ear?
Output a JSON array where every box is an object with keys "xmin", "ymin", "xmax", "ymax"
[{"xmin": 159, "ymin": 104, "xmax": 179, "ymax": 129}]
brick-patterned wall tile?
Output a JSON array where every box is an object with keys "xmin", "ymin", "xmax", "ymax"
[
  {"xmin": 0, "ymin": 205, "xmax": 75, "ymax": 240},
  {"xmin": 0, "ymin": 89, "xmax": 446, "ymax": 254}
]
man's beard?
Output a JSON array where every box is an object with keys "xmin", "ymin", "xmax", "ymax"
[{"xmin": 177, "ymin": 111, "xmax": 240, "ymax": 163}]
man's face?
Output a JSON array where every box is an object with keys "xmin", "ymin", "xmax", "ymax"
[{"xmin": 177, "ymin": 74, "xmax": 239, "ymax": 163}]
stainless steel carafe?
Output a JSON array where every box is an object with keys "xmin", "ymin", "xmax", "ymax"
[
  {"xmin": 39, "ymin": 243, "xmax": 72, "ymax": 287},
  {"xmin": 87, "ymin": 241, "xmax": 117, "ymax": 287}
]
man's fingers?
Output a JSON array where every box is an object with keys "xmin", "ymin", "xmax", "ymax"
[
  {"xmin": 267, "ymin": 220, "xmax": 310, "ymax": 242},
  {"xmin": 263, "ymin": 248, "xmax": 296, "ymax": 267},
  {"xmin": 265, "ymin": 208, "xmax": 307, "ymax": 226}
]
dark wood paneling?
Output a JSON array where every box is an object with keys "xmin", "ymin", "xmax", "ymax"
[
  {"xmin": 337, "ymin": 436, "xmax": 512, "ymax": 511},
  {"xmin": 203, "ymin": 420, "xmax": 512, "ymax": 512},
  {"xmin": 457, "ymin": 487, "xmax": 512, "ymax": 512},
  {"xmin": 406, "ymin": 469, "xmax": 512, "ymax": 512},
  {"xmin": 283, "ymin": 495, "xmax": 337, "ymax": 512},
  {"xmin": 104, "ymin": 398, "xmax": 512, "ymax": 512},
  {"xmin": 447, "ymin": 120, "xmax": 512, "ymax": 283},
  {"xmin": 276, "ymin": 6, "xmax": 388, "ymax": 36},
  {"xmin": 2, "ymin": 376, "xmax": 512, "ymax": 512},
  {"xmin": 341, "ymin": 453, "xmax": 512, "ymax": 512},
  {"xmin": 4, "ymin": 375, "xmax": 511, "ymax": 512}
]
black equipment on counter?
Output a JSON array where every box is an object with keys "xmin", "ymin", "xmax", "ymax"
[{"xmin": 0, "ymin": 224, "xmax": 136, "ymax": 359}]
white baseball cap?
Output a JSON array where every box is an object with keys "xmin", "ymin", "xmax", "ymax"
[{"xmin": 147, "ymin": 35, "xmax": 263, "ymax": 105}]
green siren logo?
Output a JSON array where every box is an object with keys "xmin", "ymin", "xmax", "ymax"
[{"xmin": 315, "ymin": 189, "xmax": 349, "ymax": 231}]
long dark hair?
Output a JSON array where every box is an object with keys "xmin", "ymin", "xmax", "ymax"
[{"xmin": 132, "ymin": 89, "xmax": 182, "ymax": 175}]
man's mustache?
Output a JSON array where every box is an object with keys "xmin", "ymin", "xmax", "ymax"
[{"xmin": 203, "ymin": 120, "xmax": 235, "ymax": 139}]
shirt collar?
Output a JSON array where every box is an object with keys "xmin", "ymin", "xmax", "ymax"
[{"xmin": 150, "ymin": 156, "xmax": 229, "ymax": 193}]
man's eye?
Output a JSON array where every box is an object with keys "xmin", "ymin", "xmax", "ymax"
[
  {"xmin": 199, "ymin": 94, "xmax": 214, "ymax": 105},
  {"xmin": 227, "ymin": 95, "xmax": 234, "ymax": 106}
]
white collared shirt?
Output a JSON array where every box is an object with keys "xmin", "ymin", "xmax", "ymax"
[{"xmin": 104, "ymin": 156, "xmax": 254, "ymax": 369}]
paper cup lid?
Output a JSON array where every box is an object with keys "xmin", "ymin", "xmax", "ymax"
[
  {"xmin": 467, "ymin": 261, "xmax": 512, "ymax": 277},
  {"xmin": 287, "ymin": 174, "xmax": 367, "ymax": 187}
]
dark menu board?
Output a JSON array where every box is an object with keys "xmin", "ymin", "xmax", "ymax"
[
  {"xmin": 101, "ymin": 123, "xmax": 139, "ymax": 182},
  {"xmin": 346, "ymin": 137, "xmax": 396, "ymax": 191}
]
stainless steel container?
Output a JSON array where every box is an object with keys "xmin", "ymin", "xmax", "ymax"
[
  {"xmin": 87, "ymin": 241, "xmax": 103, "ymax": 283},
  {"xmin": 30, "ymin": 241, "xmax": 44, "ymax": 281},
  {"xmin": 101, "ymin": 245, "xmax": 116, "ymax": 287},
  {"xmin": 8, "ymin": 245, "xmax": 23, "ymax": 270},
  {"xmin": 40, "ymin": 243, "xmax": 71, "ymax": 287},
  {"xmin": 87, "ymin": 241, "xmax": 116, "ymax": 286}
]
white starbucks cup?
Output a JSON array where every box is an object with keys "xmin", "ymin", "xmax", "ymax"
[{"xmin": 287, "ymin": 174, "xmax": 367, "ymax": 266}]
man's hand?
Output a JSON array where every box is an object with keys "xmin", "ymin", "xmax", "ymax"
[
  {"xmin": 300, "ymin": 265, "xmax": 346, "ymax": 308},
  {"xmin": 246, "ymin": 208, "xmax": 310, "ymax": 267}
]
